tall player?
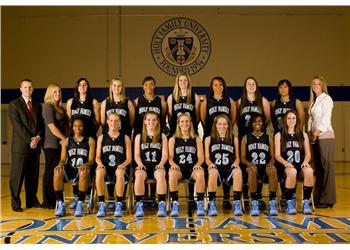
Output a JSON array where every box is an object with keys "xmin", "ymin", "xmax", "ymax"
[
  {"xmin": 275, "ymin": 110, "xmax": 313, "ymax": 215},
  {"xmin": 53, "ymin": 117, "xmax": 95, "ymax": 217},
  {"xmin": 95, "ymin": 112, "xmax": 132, "ymax": 217},
  {"xmin": 204, "ymin": 114, "xmax": 243, "ymax": 216}
]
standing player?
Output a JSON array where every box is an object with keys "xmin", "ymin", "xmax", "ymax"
[
  {"xmin": 275, "ymin": 110, "xmax": 313, "ymax": 215},
  {"xmin": 204, "ymin": 114, "xmax": 243, "ymax": 216},
  {"xmin": 133, "ymin": 111, "xmax": 168, "ymax": 217},
  {"xmin": 168, "ymin": 113, "xmax": 205, "ymax": 216},
  {"xmin": 100, "ymin": 78, "xmax": 135, "ymax": 137},
  {"xmin": 167, "ymin": 73, "xmax": 200, "ymax": 136},
  {"xmin": 95, "ymin": 112, "xmax": 132, "ymax": 217},
  {"xmin": 241, "ymin": 114, "xmax": 278, "ymax": 216},
  {"xmin": 53, "ymin": 117, "xmax": 95, "ymax": 217},
  {"xmin": 200, "ymin": 76, "xmax": 236, "ymax": 209}
]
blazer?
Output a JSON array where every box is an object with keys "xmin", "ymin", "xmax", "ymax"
[{"xmin": 9, "ymin": 96, "xmax": 45, "ymax": 154}]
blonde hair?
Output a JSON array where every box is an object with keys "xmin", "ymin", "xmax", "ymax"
[
  {"xmin": 141, "ymin": 111, "xmax": 161, "ymax": 144},
  {"xmin": 172, "ymin": 73, "xmax": 192, "ymax": 104},
  {"xmin": 210, "ymin": 114, "xmax": 233, "ymax": 145},
  {"xmin": 308, "ymin": 75, "xmax": 329, "ymax": 111},
  {"xmin": 108, "ymin": 78, "xmax": 127, "ymax": 104},
  {"xmin": 44, "ymin": 83, "xmax": 64, "ymax": 113},
  {"xmin": 174, "ymin": 112, "xmax": 196, "ymax": 139}
]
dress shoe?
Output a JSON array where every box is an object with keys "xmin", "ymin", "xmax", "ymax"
[
  {"xmin": 315, "ymin": 204, "xmax": 329, "ymax": 208},
  {"xmin": 13, "ymin": 207, "xmax": 23, "ymax": 212},
  {"xmin": 32, "ymin": 201, "xmax": 42, "ymax": 208}
]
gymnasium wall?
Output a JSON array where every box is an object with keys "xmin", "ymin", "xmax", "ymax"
[{"xmin": 1, "ymin": 6, "xmax": 350, "ymax": 163}]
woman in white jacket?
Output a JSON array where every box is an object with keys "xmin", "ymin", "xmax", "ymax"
[{"xmin": 308, "ymin": 76, "xmax": 336, "ymax": 208}]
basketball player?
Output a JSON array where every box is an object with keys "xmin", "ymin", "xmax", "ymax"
[
  {"xmin": 204, "ymin": 114, "xmax": 243, "ymax": 216},
  {"xmin": 53, "ymin": 117, "xmax": 95, "ymax": 217},
  {"xmin": 275, "ymin": 110, "xmax": 313, "ymax": 215},
  {"xmin": 95, "ymin": 112, "xmax": 132, "ymax": 217}
]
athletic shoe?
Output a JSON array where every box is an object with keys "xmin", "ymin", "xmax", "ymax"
[
  {"xmin": 250, "ymin": 200, "xmax": 259, "ymax": 216},
  {"xmin": 157, "ymin": 201, "xmax": 167, "ymax": 217},
  {"xmin": 114, "ymin": 202, "xmax": 123, "ymax": 217},
  {"xmin": 208, "ymin": 200, "xmax": 218, "ymax": 216},
  {"xmin": 286, "ymin": 199, "xmax": 297, "ymax": 215},
  {"xmin": 69, "ymin": 196, "xmax": 78, "ymax": 209},
  {"xmin": 55, "ymin": 201, "xmax": 66, "ymax": 217},
  {"xmin": 135, "ymin": 201, "xmax": 144, "ymax": 217},
  {"xmin": 74, "ymin": 201, "xmax": 84, "ymax": 217},
  {"xmin": 269, "ymin": 200, "xmax": 278, "ymax": 216},
  {"xmin": 302, "ymin": 199, "xmax": 312, "ymax": 215},
  {"xmin": 107, "ymin": 202, "xmax": 115, "ymax": 210},
  {"xmin": 96, "ymin": 201, "xmax": 106, "ymax": 217},
  {"xmin": 196, "ymin": 201, "xmax": 205, "ymax": 216},
  {"xmin": 222, "ymin": 200, "xmax": 232, "ymax": 210},
  {"xmin": 233, "ymin": 200, "xmax": 243, "ymax": 216},
  {"xmin": 170, "ymin": 201, "xmax": 179, "ymax": 217}
]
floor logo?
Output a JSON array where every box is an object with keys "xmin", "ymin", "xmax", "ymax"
[{"xmin": 151, "ymin": 18, "xmax": 211, "ymax": 76}]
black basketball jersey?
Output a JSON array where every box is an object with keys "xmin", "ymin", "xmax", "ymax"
[
  {"xmin": 71, "ymin": 98, "xmax": 96, "ymax": 138},
  {"xmin": 140, "ymin": 135, "xmax": 162, "ymax": 169},
  {"xmin": 103, "ymin": 98, "xmax": 131, "ymax": 136},
  {"xmin": 272, "ymin": 98, "xmax": 297, "ymax": 133},
  {"xmin": 134, "ymin": 95, "xmax": 162, "ymax": 136},
  {"xmin": 238, "ymin": 100, "xmax": 264, "ymax": 139},
  {"xmin": 281, "ymin": 133, "xmax": 304, "ymax": 168},
  {"xmin": 170, "ymin": 95, "xmax": 197, "ymax": 135},
  {"xmin": 204, "ymin": 96, "xmax": 231, "ymax": 137},
  {"xmin": 245, "ymin": 132, "xmax": 270, "ymax": 168},
  {"xmin": 101, "ymin": 133, "xmax": 126, "ymax": 169},
  {"xmin": 66, "ymin": 135, "xmax": 90, "ymax": 169},
  {"xmin": 174, "ymin": 137, "xmax": 198, "ymax": 170},
  {"xmin": 209, "ymin": 137, "xmax": 235, "ymax": 169}
]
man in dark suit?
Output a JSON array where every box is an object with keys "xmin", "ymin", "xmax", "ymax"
[{"xmin": 9, "ymin": 79, "xmax": 44, "ymax": 212}]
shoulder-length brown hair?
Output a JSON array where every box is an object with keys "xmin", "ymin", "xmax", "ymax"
[
  {"xmin": 239, "ymin": 76, "xmax": 264, "ymax": 116},
  {"xmin": 281, "ymin": 110, "xmax": 304, "ymax": 152}
]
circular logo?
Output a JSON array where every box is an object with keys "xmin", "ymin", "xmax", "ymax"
[{"xmin": 151, "ymin": 18, "xmax": 211, "ymax": 76}]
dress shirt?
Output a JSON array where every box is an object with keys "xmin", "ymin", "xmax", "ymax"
[{"xmin": 308, "ymin": 92, "xmax": 334, "ymax": 135}]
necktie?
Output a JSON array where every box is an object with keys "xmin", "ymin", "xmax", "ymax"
[{"xmin": 27, "ymin": 100, "xmax": 35, "ymax": 123}]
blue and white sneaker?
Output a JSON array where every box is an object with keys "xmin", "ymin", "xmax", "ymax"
[
  {"xmin": 302, "ymin": 199, "xmax": 312, "ymax": 215},
  {"xmin": 250, "ymin": 200, "xmax": 259, "ymax": 216},
  {"xmin": 74, "ymin": 201, "xmax": 84, "ymax": 217},
  {"xmin": 107, "ymin": 202, "xmax": 115, "ymax": 210},
  {"xmin": 96, "ymin": 201, "xmax": 106, "ymax": 217},
  {"xmin": 135, "ymin": 201, "xmax": 144, "ymax": 217},
  {"xmin": 170, "ymin": 201, "xmax": 179, "ymax": 217},
  {"xmin": 269, "ymin": 200, "xmax": 278, "ymax": 216},
  {"xmin": 196, "ymin": 201, "xmax": 205, "ymax": 216},
  {"xmin": 208, "ymin": 200, "xmax": 218, "ymax": 216},
  {"xmin": 69, "ymin": 196, "xmax": 78, "ymax": 209},
  {"xmin": 286, "ymin": 199, "xmax": 297, "ymax": 215},
  {"xmin": 55, "ymin": 201, "xmax": 66, "ymax": 217},
  {"xmin": 114, "ymin": 202, "xmax": 123, "ymax": 217},
  {"xmin": 233, "ymin": 200, "xmax": 243, "ymax": 216},
  {"xmin": 157, "ymin": 201, "xmax": 167, "ymax": 217}
]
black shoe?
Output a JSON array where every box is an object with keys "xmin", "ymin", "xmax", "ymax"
[
  {"xmin": 13, "ymin": 207, "xmax": 23, "ymax": 212},
  {"xmin": 32, "ymin": 201, "xmax": 42, "ymax": 208},
  {"xmin": 223, "ymin": 200, "xmax": 232, "ymax": 210},
  {"xmin": 315, "ymin": 204, "xmax": 329, "ymax": 208}
]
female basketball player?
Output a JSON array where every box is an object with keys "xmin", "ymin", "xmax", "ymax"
[
  {"xmin": 168, "ymin": 113, "xmax": 205, "ymax": 217},
  {"xmin": 167, "ymin": 73, "xmax": 200, "ymax": 136},
  {"xmin": 66, "ymin": 77, "xmax": 100, "ymax": 139},
  {"xmin": 275, "ymin": 110, "xmax": 314, "ymax": 215},
  {"xmin": 95, "ymin": 112, "xmax": 132, "ymax": 217},
  {"xmin": 134, "ymin": 111, "xmax": 168, "ymax": 217},
  {"xmin": 53, "ymin": 117, "xmax": 96, "ymax": 217},
  {"xmin": 100, "ymin": 78, "xmax": 135, "ymax": 137},
  {"xmin": 204, "ymin": 114, "xmax": 243, "ymax": 216},
  {"xmin": 241, "ymin": 114, "xmax": 278, "ymax": 216}
]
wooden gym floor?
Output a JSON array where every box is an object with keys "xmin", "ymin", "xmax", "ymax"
[{"xmin": 0, "ymin": 162, "xmax": 349, "ymax": 244}]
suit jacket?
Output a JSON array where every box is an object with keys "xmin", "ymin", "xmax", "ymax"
[{"xmin": 9, "ymin": 96, "xmax": 45, "ymax": 154}]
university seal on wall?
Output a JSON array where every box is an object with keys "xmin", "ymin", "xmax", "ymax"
[{"xmin": 151, "ymin": 18, "xmax": 211, "ymax": 76}]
